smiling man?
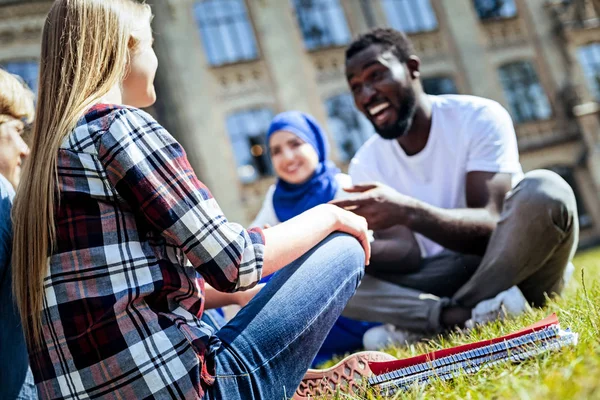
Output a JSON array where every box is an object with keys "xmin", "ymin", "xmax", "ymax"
[{"xmin": 335, "ymin": 28, "xmax": 579, "ymax": 347}]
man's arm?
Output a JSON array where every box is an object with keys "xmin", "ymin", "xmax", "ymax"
[
  {"xmin": 331, "ymin": 171, "xmax": 512, "ymax": 256},
  {"xmin": 407, "ymin": 171, "xmax": 511, "ymax": 255}
]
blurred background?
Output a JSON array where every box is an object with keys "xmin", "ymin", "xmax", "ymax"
[{"xmin": 1, "ymin": 0, "xmax": 599, "ymax": 247}]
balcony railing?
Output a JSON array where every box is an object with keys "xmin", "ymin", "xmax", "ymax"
[
  {"xmin": 210, "ymin": 60, "xmax": 270, "ymax": 101},
  {"xmin": 407, "ymin": 30, "xmax": 447, "ymax": 60},
  {"xmin": 481, "ymin": 16, "xmax": 528, "ymax": 48},
  {"xmin": 515, "ymin": 118, "xmax": 580, "ymax": 151},
  {"xmin": 546, "ymin": 0, "xmax": 600, "ymax": 30}
]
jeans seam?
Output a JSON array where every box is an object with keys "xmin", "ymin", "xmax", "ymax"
[{"xmin": 214, "ymin": 267, "xmax": 363, "ymax": 378}]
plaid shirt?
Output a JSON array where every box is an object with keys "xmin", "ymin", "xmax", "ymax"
[{"xmin": 31, "ymin": 105, "xmax": 265, "ymax": 399}]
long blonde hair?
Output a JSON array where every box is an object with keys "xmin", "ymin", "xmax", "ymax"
[{"xmin": 12, "ymin": 0, "xmax": 152, "ymax": 348}]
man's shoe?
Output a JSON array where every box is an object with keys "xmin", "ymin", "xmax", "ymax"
[
  {"xmin": 293, "ymin": 351, "xmax": 396, "ymax": 399},
  {"xmin": 362, "ymin": 324, "xmax": 424, "ymax": 350},
  {"xmin": 563, "ymin": 261, "xmax": 575, "ymax": 286},
  {"xmin": 465, "ymin": 286, "xmax": 531, "ymax": 329}
]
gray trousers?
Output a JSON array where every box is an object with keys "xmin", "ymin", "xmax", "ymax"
[{"xmin": 342, "ymin": 170, "xmax": 579, "ymax": 333}]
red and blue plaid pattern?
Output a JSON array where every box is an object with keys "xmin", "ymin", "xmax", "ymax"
[{"xmin": 31, "ymin": 105, "xmax": 265, "ymax": 399}]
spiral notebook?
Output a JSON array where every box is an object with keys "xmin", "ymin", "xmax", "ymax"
[{"xmin": 367, "ymin": 314, "xmax": 577, "ymax": 395}]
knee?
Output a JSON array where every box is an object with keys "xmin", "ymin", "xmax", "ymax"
[
  {"xmin": 510, "ymin": 170, "xmax": 577, "ymax": 232},
  {"xmin": 322, "ymin": 232, "xmax": 366, "ymax": 279}
]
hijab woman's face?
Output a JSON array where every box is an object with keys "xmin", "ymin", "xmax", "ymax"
[{"xmin": 269, "ymin": 130, "xmax": 319, "ymax": 185}]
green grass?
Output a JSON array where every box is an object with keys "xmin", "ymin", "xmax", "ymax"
[{"xmin": 320, "ymin": 248, "xmax": 600, "ymax": 399}]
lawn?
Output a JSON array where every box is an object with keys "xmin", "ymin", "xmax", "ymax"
[{"xmin": 320, "ymin": 247, "xmax": 600, "ymax": 399}]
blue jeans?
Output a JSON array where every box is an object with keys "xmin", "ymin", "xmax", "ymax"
[
  {"xmin": 257, "ymin": 257, "xmax": 378, "ymax": 369},
  {"xmin": 16, "ymin": 368, "xmax": 38, "ymax": 399},
  {"xmin": 203, "ymin": 233, "xmax": 365, "ymax": 399}
]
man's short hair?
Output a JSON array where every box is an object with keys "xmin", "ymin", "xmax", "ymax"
[
  {"xmin": 0, "ymin": 68, "xmax": 35, "ymax": 125},
  {"xmin": 346, "ymin": 28, "xmax": 416, "ymax": 64}
]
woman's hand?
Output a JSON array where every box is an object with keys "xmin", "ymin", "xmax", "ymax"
[
  {"xmin": 330, "ymin": 183, "xmax": 418, "ymax": 231},
  {"xmin": 262, "ymin": 203, "xmax": 371, "ymax": 276},
  {"xmin": 322, "ymin": 204, "xmax": 371, "ymax": 266}
]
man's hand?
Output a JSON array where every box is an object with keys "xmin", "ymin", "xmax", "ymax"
[
  {"xmin": 331, "ymin": 172, "xmax": 511, "ymax": 255},
  {"xmin": 330, "ymin": 183, "xmax": 418, "ymax": 231}
]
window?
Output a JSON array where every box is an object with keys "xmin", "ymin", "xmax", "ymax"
[
  {"xmin": 547, "ymin": 165, "xmax": 593, "ymax": 229},
  {"xmin": 325, "ymin": 93, "xmax": 374, "ymax": 162},
  {"xmin": 473, "ymin": 0, "xmax": 517, "ymax": 20},
  {"xmin": 193, "ymin": 0, "xmax": 258, "ymax": 66},
  {"xmin": 226, "ymin": 108, "xmax": 274, "ymax": 183},
  {"xmin": 577, "ymin": 42, "xmax": 600, "ymax": 101},
  {"xmin": 498, "ymin": 61, "xmax": 552, "ymax": 123},
  {"xmin": 2, "ymin": 60, "xmax": 39, "ymax": 93},
  {"xmin": 380, "ymin": 0, "xmax": 438, "ymax": 33},
  {"xmin": 422, "ymin": 77, "xmax": 458, "ymax": 95},
  {"xmin": 292, "ymin": 0, "xmax": 351, "ymax": 50}
]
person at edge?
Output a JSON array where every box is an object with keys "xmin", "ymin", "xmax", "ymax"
[
  {"xmin": 332, "ymin": 28, "xmax": 579, "ymax": 348},
  {"xmin": 11, "ymin": 1, "xmax": 396, "ymax": 399},
  {"xmin": 0, "ymin": 68, "xmax": 37, "ymax": 399},
  {"xmin": 250, "ymin": 110, "xmax": 381, "ymax": 366}
]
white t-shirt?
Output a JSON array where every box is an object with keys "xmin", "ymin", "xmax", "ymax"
[
  {"xmin": 349, "ymin": 95, "xmax": 524, "ymax": 258},
  {"xmin": 250, "ymin": 173, "xmax": 353, "ymax": 228}
]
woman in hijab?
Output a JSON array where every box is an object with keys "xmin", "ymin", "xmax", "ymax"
[
  {"xmin": 252, "ymin": 110, "xmax": 379, "ymax": 366},
  {"xmin": 252, "ymin": 111, "xmax": 352, "ymax": 226}
]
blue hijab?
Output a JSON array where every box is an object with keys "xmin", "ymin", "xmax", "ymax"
[{"xmin": 267, "ymin": 111, "xmax": 340, "ymax": 223}]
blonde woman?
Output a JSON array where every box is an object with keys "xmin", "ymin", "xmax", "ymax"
[
  {"xmin": 11, "ymin": 1, "xmax": 391, "ymax": 399},
  {"xmin": 0, "ymin": 69, "xmax": 36, "ymax": 399}
]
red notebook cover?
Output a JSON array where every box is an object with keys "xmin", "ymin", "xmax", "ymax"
[{"xmin": 369, "ymin": 313, "xmax": 559, "ymax": 376}]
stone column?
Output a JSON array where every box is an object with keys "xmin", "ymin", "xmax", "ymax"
[
  {"xmin": 573, "ymin": 166, "xmax": 600, "ymax": 240},
  {"xmin": 364, "ymin": 0, "xmax": 390, "ymax": 27},
  {"xmin": 246, "ymin": 0, "xmax": 331, "ymax": 130},
  {"xmin": 148, "ymin": 0, "xmax": 246, "ymax": 223},
  {"xmin": 574, "ymin": 102, "xmax": 600, "ymax": 194},
  {"xmin": 592, "ymin": 0, "xmax": 600, "ymax": 18},
  {"xmin": 517, "ymin": 0, "xmax": 568, "ymax": 118},
  {"xmin": 434, "ymin": 0, "xmax": 505, "ymax": 102},
  {"xmin": 344, "ymin": 0, "xmax": 373, "ymax": 33}
]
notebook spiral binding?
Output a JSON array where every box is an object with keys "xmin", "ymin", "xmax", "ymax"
[{"xmin": 368, "ymin": 319, "xmax": 578, "ymax": 395}]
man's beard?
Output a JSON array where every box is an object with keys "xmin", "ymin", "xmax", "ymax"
[{"xmin": 374, "ymin": 88, "xmax": 417, "ymax": 140}]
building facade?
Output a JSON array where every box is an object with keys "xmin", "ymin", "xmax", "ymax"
[{"xmin": 1, "ymin": 0, "xmax": 600, "ymax": 245}]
